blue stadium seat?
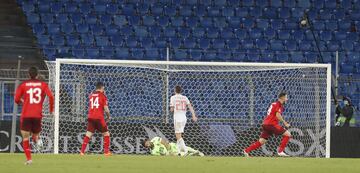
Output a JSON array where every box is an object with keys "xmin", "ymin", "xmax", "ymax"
[
  {"xmin": 334, "ymin": 31, "xmax": 347, "ymax": 40},
  {"xmin": 33, "ymin": 24, "xmax": 46, "ymax": 35},
  {"xmin": 37, "ymin": 35, "xmax": 50, "ymax": 45},
  {"xmin": 249, "ymin": 7, "xmax": 262, "ymax": 18},
  {"xmin": 212, "ymin": 39, "xmax": 225, "ymax": 49},
  {"xmin": 284, "ymin": 0, "xmax": 296, "ymax": 7},
  {"xmin": 128, "ymin": 15, "xmax": 141, "ymax": 26},
  {"xmin": 86, "ymin": 47, "xmax": 100, "ymax": 58},
  {"xmin": 283, "ymin": 19, "xmax": 298, "ymax": 29},
  {"xmin": 313, "ymin": 0, "xmax": 325, "ymax": 9},
  {"xmin": 243, "ymin": 0, "xmax": 255, "ymax": 6},
  {"xmin": 79, "ymin": 3, "xmax": 91, "ymax": 15},
  {"xmin": 235, "ymin": 7, "xmax": 248, "ymax": 17},
  {"xmin": 348, "ymin": 52, "xmax": 360, "ymax": 63},
  {"xmin": 222, "ymin": 7, "xmax": 235, "ymax": 17},
  {"xmin": 305, "ymin": 52, "xmax": 318, "ymax": 63},
  {"xmin": 120, "ymin": 26, "xmax": 133, "ymax": 37},
  {"xmin": 327, "ymin": 41, "xmax": 339, "ymax": 51},
  {"xmin": 340, "ymin": 0, "xmax": 352, "ymax": 9},
  {"xmin": 313, "ymin": 20, "xmax": 325, "ymax": 30},
  {"xmin": 90, "ymin": 24, "xmax": 104, "ymax": 35},
  {"xmin": 164, "ymin": 27, "xmax": 176, "ymax": 37},
  {"xmin": 64, "ymin": 2, "xmax": 78, "ymax": 13},
  {"xmin": 347, "ymin": 32, "xmax": 359, "ymax": 42},
  {"xmin": 276, "ymin": 53, "xmax": 290, "ymax": 63},
  {"xmin": 154, "ymin": 37, "xmax": 167, "ymax": 48},
  {"xmin": 234, "ymin": 29, "xmax": 247, "ymax": 39},
  {"xmin": 69, "ymin": 13, "xmax": 83, "ymax": 24},
  {"xmin": 105, "ymin": 24, "xmax": 118, "ymax": 35},
  {"xmin": 47, "ymin": 24, "xmax": 60, "ymax": 34},
  {"xmin": 227, "ymin": 39, "xmax": 240, "ymax": 49},
  {"xmin": 242, "ymin": 18, "xmax": 254, "ymax": 28},
  {"xmin": 232, "ymin": 51, "xmax": 247, "ymax": 62},
  {"xmin": 284, "ymin": 40, "xmax": 297, "ymax": 51},
  {"xmin": 85, "ymin": 14, "xmax": 98, "ymax": 25},
  {"xmin": 298, "ymin": 40, "xmax": 313, "ymax": 51},
  {"xmin": 325, "ymin": 20, "xmax": 338, "ymax": 30},
  {"xmin": 115, "ymin": 48, "xmax": 130, "ymax": 59},
  {"xmin": 192, "ymin": 27, "xmax": 205, "ymax": 38},
  {"xmin": 130, "ymin": 49, "xmax": 144, "ymax": 59},
  {"xmin": 350, "ymin": 10, "xmax": 360, "ymax": 19},
  {"xmin": 263, "ymin": 7, "xmax": 277, "ymax": 19},
  {"xmin": 111, "ymin": 35, "xmax": 123, "ymax": 46},
  {"xmin": 291, "ymin": 8, "xmax": 304, "ymax": 18},
  {"xmin": 38, "ymin": 2, "xmax": 50, "ymax": 13},
  {"xmin": 40, "ymin": 13, "xmax": 54, "ymax": 24},
  {"xmin": 43, "ymin": 46, "xmax": 56, "ymax": 59},
  {"xmin": 261, "ymin": 50, "xmax": 275, "ymax": 62},
  {"xmin": 206, "ymin": 28, "xmax": 219, "ymax": 38},
  {"xmin": 95, "ymin": 36, "xmax": 109, "ymax": 47},
  {"xmin": 143, "ymin": 16, "xmax": 155, "ymax": 26},
  {"xmin": 220, "ymin": 28, "xmax": 234, "ymax": 39},
  {"xmin": 249, "ymin": 28, "xmax": 262, "ymax": 39},
  {"xmin": 207, "ymin": 6, "xmax": 220, "ymax": 17},
  {"xmin": 256, "ymin": 38, "xmax": 268, "ymax": 50},
  {"xmin": 169, "ymin": 37, "xmax": 182, "ymax": 48},
  {"xmin": 139, "ymin": 37, "xmax": 153, "ymax": 48},
  {"xmin": 177, "ymin": 27, "xmax": 190, "ymax": 38},
  {"xmin": 99, "ymin": 14, "xmax": 112, "ymax": 26},
  {"xmin": 199, "ymin": 38, "xmax": 210, "ymax": 49},
  {"xmin": 22, "ymin": 3, "xmax": 35, "ymax": 13},
  {"xmin": 264, "ymin": 28, "xmax": 276, "ymax": 39},
  {"xmin": 213, "ymin": 17, "xmax": 227, "ymax": 28},
  {"xmin": 338, "ymin": 19, "xmax": 351, "ymax": 30},
  {"xmin": 54, "ymin": 13, "xmax": 68, "ymax": 24},
  {"xmin": 157, "ymin": 16, "xmax": 170, "ymax": 27},
  {"xmin": 340, "ymin": 63, "xmax": 354, "ymax": 74},
  {"xmin": 270, "ymin": 40, "xmax": 283, "ymax": 51},
  {"xmin": 122, "ymin": 4, "xmax": 135, "ymax": 15},
  {"xmin": 61, "ymin": 23, "xmax": 74, "ymax": 34},
  {"xmin": 137, "ymin": 4, "xmax": 150, "ymax": 15},
  {"xmin": 183, "ymin": 38, "xmax": 196, "ymax": 49},
  {"xmin": 174, "ymin": 49, "xmax": 188, "ymax": 60},
  {"xmin": 52, "ymin": 35, "xmax": 65, "ymax": 46},
  {"xmin": 125, "ymin": 37, "xmax": 138, "ymax": 48},
  {"xmin": 342, "ymin": 40, "xmax": 354, "ymax": 51},
  {"xmin": 270, "ymin": 19, "xmax": 283, "ymax": 30},
  {"xmin": 242, "ymin": 39, "xmax": 254, "ymax": 49},
  {"xmin": 193, "ymin": 5, "xmax": 206, "ymax": 17},
  {"xmin": 106, "ymin": 3, "xmax": 119, "ymax": 15},
  {"xmin": 227, "ymin": 17, "xmax": 241, "ymax": 28},
  {"xmin": 76, "ymin": 24, "xmax": 89, "ymax": 34},
  {"xmin": 320, "ymin": 31, "xmax": 332, "ymax": 41},
  {"xmin": 114, "ymin": 15, "xmax": 127, "ymax": 26},
  {"xmin": 333, "ymin": 9, "xmax": 346, "ymax": 19},
  {"xmin": 278, "ymin": 30, "xmax": 290, "ymax": 40},
  {"xmin": 322, "ymin": 52, "xmax": 334, "ymax": 63},
  {"xmin": 164, "ymin": 5, "xmax": 177, "ymax": 16},
  {"xmin": 325, "ymin": 0, "xmax": 337, "ymax": 8},
  {"xmin": 256, "ymin": 0, "xmax": 269, "ymax": 7},
  {"xmin": 145, "ymin": 49, "xmax": 160, "ymax": 59},
  {"xmin": 185, "ymin": 17, "xmax": 198, "ymax": 27},
  {"xmin": 218, "ymin": 50, "xmax": 232, "ymax": 61},
  {"xmin": 27, "ymin": 13, "xmax": 40, "ymax": 24},
  {"xmin": 291, "ymin": 52, "xmax": 305, "ymax": 63},
  {"xmin": 134, "ymin": 26, "xmax": 148, "ymax": 37},
  {"xmin": 179, "ymin": 5, "xmax": 192, "ymax": 17},
  {"xmin": 189, "ymin": 50, "xmax": 202, "ymax": 61},
  {"xmin": 149, "ymin": 26, "xmax": 162, "ymax": 38},
  {"xmin": 66, "ymin": 35, "xmax": 79, "ymax": 46},
  {"xmin": 319, "ymin": 9, "xmax": 332, "ymax": 20},
  {"xmin": 100, "ymin": 46, "xmax": 115, "ymax": 59},
  {"xmin": 171, "ymin": 16, "xmax": 184, "ymax": 27},
  {"xmin": 256, "ymin": 19, "xmax": 269, "ymax": 28},
  {"xmin": 200, "ymin": 17, "xmax": 213, "ymax": 27},
  {"xmin": 150, "ymin": 4, "xmax": 163, "ymax": 15},
  {"xmin": 278, "ymin": 8, "xmax": 290, "ymax": 19},
  {"xmin": 80, "ymin": 34, "xmax": 94, "ymax": 46}
]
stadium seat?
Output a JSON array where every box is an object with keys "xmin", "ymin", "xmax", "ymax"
[
  {"xmin": 243, "ymin": 0, "xmax": 255, "ymax": 6},
  {"xmin": 43, "ymin": 46, "xmax": 56, "ymax": 59},
  {"xmin": 234, "ymin": 29, "xmax": 247, "ymax": 39},
  {"xmin": 33, "ymin": 24, "xmax": 46, "ymax": 35},
  {"xmin": 298, "ymin": 41, "xmax": 313, "ymax": 51},
  {"xmin": 47, "ymin": 24, "xmax": 60, "ymax": 34},
  {"xmin": 193, "ymin": 5, "xmax": 206, "ymax": 17},
  {"xmin": 143, "ymin": 16, "xmax": 155, "ymax": 26},
  {"xmin": 278, "ymin": 30, "xmax": 291, "ymax": 40},
  {"xmin": 249, "ymin": 28, "xmax": 262, "ymax": 39},
  {"xmin": 263, "ymin": 8, "xmax": 277, "ymax": 19},
  {"xmin": 327, "ymin": 41, "xmax": 340, "ymax": 51},
  {"xmin": 131, "ymin": 49, "xmax": 144, "ymax": 59},
  {"xmin": 22, "ymin": 2, "xmax": 35, "ymax": 13},
  {"xmin": 291, "ymin": 8, "xmax": 304, "ymax": 18},
  {"xmin": 305, "ymin": 52, "xmax": 318, "ymax": 63},
  {"xmin": 145, "ymin": 49, "xmax": 160, "ymax": 59},
  {"xmin": 125, "ymin": 37, "xmax": 138, "ymax": 48},
  {"xmin": 212, "ymin": 39, "xmax": 225, "ymax": 49},
  {"xmin": 99, "ymin": 15, "xmax": 112, "ymax": 26},
  {"xmin": 270, "ymin": 40, "xmax": 283, "ymax": 51},
  {"xmin": 128, "ymin": 15, "xmax": 141, "ymax": 26},
  {"xmin": 110, "ymin": 35, "xmax": 123, "ymax": 46},
  {"xmin": 157, "ymin": 16, "xmax": 170, "ymax": 27},
  {"xmin": 179, "ymin": 5, "xmax": 192, "ymax": 17},
  {"xmin": 150, "ymin": 4, "xmax": 163, "ymax": 15},
  {"xmin": 242, "ymin": 18, "xmax": 254, "ymax": 28},
  {"xmin": 220, "ymin": 28, "xmax": 234, "ymax": 39},
  {"xmin": 270, "ymin": 19, "xmax": 283, "ymax": 30},
  {"xmin": 27, "ymin": 13, "xmax": 40, "ymax": 24},
  {"xmin": 338, "ymin": 19, "xmax": 351, "ymax": 30},
  {"xmin": 54, "ymin": 13, "xmax": 68, "ymax": 24},
  {"xmin": 50, "ymin": 2, "xmax": 63, "ymax": 14},
  {"xmin": 178, "ymin": 27, "xmax": 191, "ymax": 38},
  {"xmin": 90, "ymin": 24, "xmax": 104, "ymax": 35},
  {"xmin": 340, "ymin": 0, "xmax": 352, "ymax": 9},
  {"xmin": 174, "ymin": 49, "xmax": 188, "ymax": 60},
  {"xmin": 242, "ymin": 39, "xmax": 254, "ymax": 49},
  {"xmin": 340, "ymin": 63, "xmax": 354, "ymax": 74},
  {"xmin": 76, "ymin": 24, "xmax": 89, "ymax": 34},
  {"xmin": 100, "ymin": 46, "xmax": 115, "ymax": 59},
  {"xmin": 227, "ymin": 39, "xmax": 240, "ymax": 49},
  {"xmin": 61, "ymin": 23, "xmax": 74, "ymax": 34},
  {"xmin": 154, "ymin": 37, "xmax": 167, "ymax": 48},
  {"xmin": 291, "ymin": 52, "xmax": 305, "ymax": 63},
  {"xmin": 40, "ymin": 13, "xmax": 54, "ymax": 24},
  {"xmin": 80, "ymin": 34, "xmax": 94, "ymax": 46},
  {"xmin": 37, "ymin": 35, "xmax": 50, "ymax": 45},
  {"xmin": 183, "ymin": 38, "xmax": 197, "ymax": 49},
  {"xmin": 264, "ymin": 28, "xmax": 276, "ymax": 39},
  {"xmin": 169, "ymin": 37, "xmax": 182, "ymax": 48},
  {"xmin": 228, "ymin": 16, "xmax": 241, "ymax": 27},
  {"xmin": 86, "ymin": 47, "xmax": 100, "ymax": 58},
  {"xmin": 333, "ymin": 9, "xmax": 346, "ymax": 19},
  {"xmin": 120, "ymin": 26, "xmax": 133, "ymax": 37},
  {"xmin": 200, "ymin": 17, "xmax": 213, "ymax": 27},
  {"xmin": 342, "ymin": 40, "xmax": 354, "ymax": 51},
  {"xmin": 115, "ymin": 48, "xmax": 130, "ymax": 59},
  {"xmin": 105, "ymin": 24, "xmax": 118, "ymax": 35},
  {"xmin": 206, "ymin": 28, "xmax": 219, "ymax": 38},
  {"xmin": 347, "ymin": 32, "xmax": 359, "ymax": 42},
  {"xmin": 64, "ymin": 2, "xmax": 78, "ymax": 13},
  {"xmin": 95, "ymin": 36, "xmax": 109, "ymax": 47},
  {"xmin": 122, "ymin": 4, "xmax": 136, "ymax": 15},
  {"xmin": 222, "ymin": 7, "xmax": 235, "ymax": 17},
  {"xmin": 85, "ymin": 14, "xmax": 98, "ymax": 25},
  {"xmin": 278, "ymin": 8, "xmax": 290, "ymax": 19},
  {"xmin": 189, "ymin": 50, "xmax": 203, "ymax": 61},
  {"xmin": 319, "ymin": 9, "xmax": 332, "ymax": 20},
  {"xmin": 325, "ymin": 20, "xmax": 338, "ymax": 30},
  {"xmin": 276, "ymin": 53, "xmax": 290, "ymax": 63},
  {"xmin": 284, "ymin": 40, "xmax": 297, "ymax": 51},
  {"xmin": 348, "ymin": 52, "xmax": 360, "ymax": 63},
  {"xmin": 134, "ymin": 26, "xmax": 148, "ymax": 37},
  {"xmin": 199, "ymin": 38, "xmax": 210, "ymax": 49},
  {"xmin": 256, "ymin": 19, "xmax": 269, "ymax": 29},
  {"xmin": 213, "ymin": 17, "xmax": 227, "ymax": 28},
  {"xmin": 114, "ymin": 15, "xmax": 127, "ymax": 26},
  {"xmin": 137, "ymin": 4, "xmax": 150, "ymax": 15},
  {"xmin": 235, "ymin": 7, "xmax": 248, "ymax": 17},
  {"xmin": 106, "ymin": 3, "xmax": 119, "ymax": 15},
  {"xmin": 164, "ymin": 5, "xmax": 177, "ymax": 16},
  {"xmin": 171, "ymin": 16, "xmax": 184, "ymax": 27},
  {"xmin": 256, "ymin": 0, "xmax": 269, "ymax": 7},
  {"xmin": 256, "ymin": 38, "xmax": 268, "ymax": 50},
  {"xmin": 249, "ymin": 7, "xmax": 262, "ymax": 18},
  {"xmin": 69, "ymin": 13, "xmax": 83, "ymax": 24},
  {"xmin": 52, "ymin": 35, "xmax": 65, "ymax": 46},
  {"xmin": 313, "ymin": 20, "xmax": 325, "ymax": 30},
  {"xmin": 320, "ymin": 31, "xmax": 332, "ymax": 41}
]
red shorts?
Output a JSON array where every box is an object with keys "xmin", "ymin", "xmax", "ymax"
[
  {"xmin": 260, "ymin": 124, "xmax": 286, "ymax": 139},
  {"xmin": 20, "ymin": 118, "xmax": 42, "ymax": 133},
  {"xmin": 87, "ymin": 118, "xmax": 108, "ymax": 133}
]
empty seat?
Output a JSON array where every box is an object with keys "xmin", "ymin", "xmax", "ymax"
[
  {"xmin": 183, "ymin": 38, "xmax": 196, "ymax": 49},
  {"xmin": 86, "ymin": 47, "xmax": 100, "ymax": 58},
  {"xmin": 114, "ymin": 15, "xmax": 127, "ymax": 26},
  {"xmin": 80, "ymin": 34, "xmax": 94, "ymax": 46},
  {"xmin": 340, "ymin": 63, "xmax": 354, "ymax": 74},
  {"xmin": 242, "ymin": 18, "xmax": 254, "ymax": 28},
  {"xmin": 213, "ymin": 17, "xmax": 227, "ymax": 28},
  {"xmin": 193, "ymin": 5, "xmax": 206, "ymax": 17},
  {"xmin": 174, "ymin": 49, "xmax": 188, "ymax": 60},
  {"xmin": 291, "ymin": 8, "xmax": 304, "ymax": 18},
  {"xmin": 227, "ymin": 39, "xmax": 240, "ymax": 49},
  {"xmin": 76, "ymin": 24, "xmax": 89, "ymax": 34},
  {"xmin": 131, "ymin": 49, "xmax": 144, "ymax": 59},
  {"xmin": 128, "ymin": 15, "xmax": 141, "ymax": 26},
  {"xmin": 149, "ymin": 26, "xmax": 162, "ymax": 37},
  {"xmin": 278, "ymin": 30, "xmax": 291, "ymax": 40},
  {"xmin": 95, "ymin": 36, "xmax": 109, "ymax": 47},
  {"xmin": 37, "ymin": 35, "xmax": 50, "ymax": 45},
  {"xmin": 79, "ymin": 2, "xmax": 91, "ymax": 15},
  {"xmin": 320, "ymin": 31, "xmax": 332, "ymax": 41},
  {"xmin": 169, "ymin": 37, "xmax": 182, "ymax": 48},
  {"xmin": 54, "ymin": 13, "xmax": 68, "ymax": 24},
  {"xmin": 64, "ymin": 2, "xmax": 78, "ymax": 13},
  {"xmin": 122, "ymin": 4, "xmax": 135, "ymax": 15},
  {"xmin": 139, "ymin": 37, "xmax": 153, "ymax": 48},
  {"xmin": 52, "ymin": 35, "xmax": 65, "ymax": 46},
  {"xmin": 212, "ymin": 39, "xmax": 225, "ymax": 49},
  {"xmin": 120, "ymin": 26, "xmax": 133, "ymax": 37},
  {"xmin": 164, "ymin": 27, "xmax": 176, "ymax": 37},
  {"xmin": 27, "ymin": 13, "xmax": 40, "ymax": 24},
  {"xmin": 101, "ymin": 46, "xmax": 115, "ymax": 59},
  {"xmin": 199, "ymin": 38, "xmax": 210, "ymax": 49},
  {"xmin": 99, "ymin": 14, "xmax": 112, "ymax": 26},
  {"xmin": 47, "ymin": 24, "xmax": 60, "ymax": 34},
  {"xmin": 313, "ymin": 20, "xmax": 325, "ymax": 30},
  {"xmin": 256, "ymin": 39, "xmax": 268, "ymax": 50},
  {"xmin": 143, "ymin": 16, "xmax": 155, "ymax": 26},
  {"xmin": 106, "ymin": 3, "xmax": 119, "ymax": 15},
  {"xmin": 150, "ymin": 4, "xmax": 163, "ymax": 15},
  {"xmin": 200, "ymin": 17, "xmax": 213, "ymax": 27},
  {"xmin": 270, "ymin": 19, "xmax": 283, "ymax": 30},
  {"xmin": 228, "ymin": 16, "xmax": 241, "ymax": 27},
  {"xmin": 278, "ymin": 8, "xmax": 290, "ymax": 19},
  {"xmin": 192, "ymin": 27, "xmax": 205, "ymax": 38},
  {"xmin": 263, "ymin": 7, "xmax": 277, "ymax": 19},
  {"xmin": 270, "ymin": 40, "xmax": 283, "ymax": 51},
  {"xmin": 171, "ymin": 16, "xmax": 184, "ymax": 27},
  {"xmin": 299, "ymin": 41, "xmax": 313, "ymax": 51},
  {"xmin": 134, "ymin": 26, "xmax": 148, "ymax": 37},
  {"xmin": 206, "ymin": 28, "xmax": 219, "ymax": 38},
  {"xmin": 164, "ymin": 5, "xmax": 177, "ymax": 16},
  {"xmin": 325, "ymin": 20, "xmax": 338, "ymax": 30},
  {"xmin": 305, "ymin": 52, "xmax": 318, "ymax": 63},
  {"xmin": 66, "ymin": 35, "xmax": 80, "ymax": 46},
  {"xmin": 90, "ymin": 24, "xmax": 104, "ymax": 35},
  {"xmin": 125, "ymin": 37, "xmax": 138, "ymax": 48},
  {"xmin": 342, "ymin": 40, "xmax": 354, "ymax": 51},
  {"xmin": 220, "ymin": 28, "xmax": 234, "ymax": 39},
  {"xmin": 264, "ymin": 28, "xmax": 276, "ymax": 39},
  {"xmin": 348, "ymin": 52, "xmax": 360, "ymax": 63},
  {"xmin": 40, "ymin": 14, "xmax": 54, "ymax": 24},
  {"xmin": 249, "ymin": 28, "xmax": 262, "ymax": 39},
  {"xmin": 242, "ymin": 39, "xmax": 254, "ymax": 49},
  {"xmin": 189, "ymin": 50, "xmax": 202, "ymax": 61},
  {"xmin": 69, "ymin": 13, "xmax": 83, "ymax": 24},
  {"xmin": 85, "ymin": 14, "xmax": 98, "ymax": 25},
  {"xmin": 154, "ymin": 37, "xmax": 167, "ymax": 48},
  {"xmin": 157, "ymin": 16, "xmax": 170, "ymax": 27},
  {"xmin": 179, "ymin": 5, "xmax": 192, "ymax": 16},
  {"xmin": 105, "ymin": 24, "xmax": 119, "ymax": 35},
  {"xmin": 137, "ymin": 4, "xmax": 150, "ymax": 15},
  {"xmin": 115, "ymin": 48, "xmax": 130, "ymax": 59},
  {"xmin": 249, "ymin": 7, "xmax": 262, "ymax": 18},
  {"xmin": 256, "ymin": 19, "xmax": 269, "ymax": 29},
  {"xmin": 319, "ymin": 9, "xmax": 332, "ymax": 20},
  {"xmin": 185, "ymin": 17, "xmax": 199, "ymax": 27},
  {"xmin": 284, "ymin": 40, "xmax": 297, "ymax": 51},
  {"xmin": 33, "ymin": 24, "xmax": 46, "ymax": 35},
  {"xmin": 276, "ymin": 53, "xmax": 290, "ymax": 63},
  {"xmin": 207, "ymin": 6, "xmax": 221, "ymax": 17},
  {"xmin": 222, "ymin": 7, "xmax": 235, "ymax": 17},
  {"xmin": 291, "ymin": 52, "xmax": 305, "ymax": 63},
  {"xmin": 234, "ymin": 29, "xmax": 247, "ymax": 39},
  {"xmin": 327, "ymin": 41, "xmax": 339, "ymax": 51},
  {"xmin": 243, "ymin": 0, "xmax": 255, "ymax": 6},
  {"xmin": 145, "ymin": 49, "xmax": 160, "ymax": 59},
  {"xmin": 111, "ymin": 35, "xmax": 123, "ymax": 46}
]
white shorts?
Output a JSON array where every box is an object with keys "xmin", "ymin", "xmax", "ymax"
[{"xmin": 174, "ymin": 121, "xmax": 186, "ymax": 133}]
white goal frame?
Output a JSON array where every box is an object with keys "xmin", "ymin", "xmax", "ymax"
[{"xmin": 53, "ymin": 59, "xmax": 332, "ymax": 158}]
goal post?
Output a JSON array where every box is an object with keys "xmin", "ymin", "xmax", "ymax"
[{"xmin": 45, "ymin": 59, "xmax": 332, "ymax": 158}]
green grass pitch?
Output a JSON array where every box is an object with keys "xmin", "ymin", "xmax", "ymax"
[{"xmin": 0, "ymin": 154, "xmax": 359, "ymax": 173}]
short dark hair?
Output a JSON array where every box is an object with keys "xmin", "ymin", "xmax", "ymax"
[
  {"xmin": 278, "ymin": 92, "xmax": 287, "ymax": 98},
  {"xmin": 28, "ymin": 67, "xmax": 38, "ymax": 79},
  {"xmin": 96, "ymin": 82, "xmax": 104, "ymax": 89},
  {"xmin": 142, "ymin": 139, "xmax": 150, "ymax": 147},
  {"xmin": 175, "ymin": 85, "xmax": 182, "ymax": 93}
]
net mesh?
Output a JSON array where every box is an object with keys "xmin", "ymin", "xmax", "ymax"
[{"xmin": 43, "ymin": 61, "xmax": 329, "ymax": 157}]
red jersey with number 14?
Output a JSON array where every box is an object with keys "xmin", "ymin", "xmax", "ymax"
[
  {"xmin": 14, "ymin": 79, "xmax": 54, "ymax": 118},
  {"xmin": 263, "ymin": 101, "xmax": 284, "ymax": 126},
  {"xmin": 88, "ymin": 91, "xmax": 108, "ymax": 120}
]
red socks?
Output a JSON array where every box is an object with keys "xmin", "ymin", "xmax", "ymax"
[
  {"xmin": 23, "ymin": 139, "xmax": 31, "ymax": 161},
  {"xmin": 278, "ymin": 136, "xmax": 290, "ymax": 153},
  {"xmin": 81, "ymin": 136, "xmax": 90, "ymax": 153},
  {"xmin": 245, "ymin": 141, "xmax": 262, "ymax": 153},
  {"xmin": 103, "ymin": 136, "xmax": 110, "ymax": 153}
]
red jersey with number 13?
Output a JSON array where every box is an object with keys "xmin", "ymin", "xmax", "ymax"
[
  {"xmin": 263, "ymin": 101, "xmax": 284, "ymax": 126},
  {"xmin": 14, "ymin": 79, "xmax": 54, "ymax": 118},
  {"xmin": 88, "ymin": 91, "xmax": 108, "ymax": 120}
]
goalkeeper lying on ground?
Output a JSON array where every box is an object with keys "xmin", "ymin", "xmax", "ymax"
[{"xmin": 142, "ymin": 137, "xmax": 204, "ymax": 156}]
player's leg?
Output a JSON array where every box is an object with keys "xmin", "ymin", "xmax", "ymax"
[
  {"xmin": 175, "ymin": 121, "xmax": 187, "ymax": 155},
  {"xmin": 277, "ymin": 128, "xmax": 291, "ymax": 156},
  {"xmin": 20, "ymin": 118, "xmax": 33, "ymax": 164},
  {"xmin": 100, "ymin": 119, "xmax": 111, "ymax": 156},
  {"xmin": 31, "ymin": 118, "xmax": 43, "ymax": 152},
  {"xmin": 80, "ymin": 119, "xmax": 94, "ymax": 155},
  {"xmin": 244, "ymin": 125, "xmax": 270, "ymax": 156}
]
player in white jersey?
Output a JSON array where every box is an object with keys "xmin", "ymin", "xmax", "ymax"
[{"xmin": 170, "ymin": 85, "xmax": 197, "ymax": 155}]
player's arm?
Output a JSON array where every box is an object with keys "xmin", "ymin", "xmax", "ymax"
[
  {"xmin": 104, "ymin": 106, "xmax": 110, "ymax": 122},
  {"xmin": 170, "ymin": 97, "xmax": 174, "ymax": 112},
  {"xmin": 188, "ymin": 103, "xmax": 197, "ymax": 122},
  {"xmin": 276, "ymin": 112, "xmax": 290, "ymax": 128},
  {"xmin": 44, "ymin": 84, "xmax": 55, "ymax": 114},
  {"xmin": 14, "ymin": 84, "xmax": 24, "ymax": 104}
]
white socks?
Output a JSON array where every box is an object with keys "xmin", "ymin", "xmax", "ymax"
[{"xmin": 177, "ymin": 138, "xmax": 188, "ymax": 153}]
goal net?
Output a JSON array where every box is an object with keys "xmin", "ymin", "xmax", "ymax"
[{"xmin": 44, "ymin": 59, "xmax": 331, "ymax": 158}]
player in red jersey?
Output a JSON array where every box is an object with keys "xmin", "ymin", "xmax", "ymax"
[
  {"xmin": 14, "ymin": 67, "xmax": 54, "ymax": 165},
  {"xmin": 243, "ymin": 92, "xmax": 292, "ymax": 157},
  {"xmin": 80, "ymin": 82, "xmax": 111, "ymax": 156}
]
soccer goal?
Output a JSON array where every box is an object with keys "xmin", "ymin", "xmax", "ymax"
[{"xmin": 44, "ymin": 59, "xmax": 331, "ymax": 158}]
